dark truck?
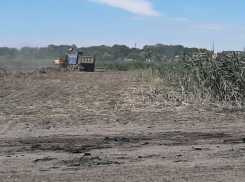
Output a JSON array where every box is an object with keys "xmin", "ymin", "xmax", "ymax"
[
  {"xmin": 64, "ymin": 51, "xmax": 95, "ymax": 72},
  {"xmin": 54, "ymin": 45, "xmax": 95, "ymax": 72}
]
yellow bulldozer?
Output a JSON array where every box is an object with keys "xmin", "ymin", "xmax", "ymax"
[{"xmin": 54, "ymin": 58, "xmax": 65, "ymax": 66}]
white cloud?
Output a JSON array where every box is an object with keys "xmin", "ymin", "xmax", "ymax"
[
  {"xmin": 132, "ymin": 17, "xmax": 188, "ymax": 22},
  {"xmin": 132, "ymin": 16, "xmax": 151, "ymax": 20},
  {"xmin": 192, "ymin": 23, "xmax": 223, "ymax": 30},
  {"xmin": 163, "ymin": 18, "xmax": 188, "ymax": 22},
  {"xmin": 88, "ymin": 0, "xmax": 161, "ymax": 17}
]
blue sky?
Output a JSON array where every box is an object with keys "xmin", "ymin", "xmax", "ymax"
[{"xmin": 0, "ymin": 0, "xmax": 245, "ymax": 52}]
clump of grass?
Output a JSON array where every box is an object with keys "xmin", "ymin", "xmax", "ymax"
[
  {"xmin": 96, "ymin": 61, "xmax": 159, "ymax": 71},
  {"xmin": 0, "ymin": 60, "xmax": 10, "ymax": 77},
  {"xmin": 181, "ymin": 52, "xmax": 245, "ymax": 106},
  {"xmin": 97, "ymin": 61, "xmax": 182, "ymax": 77}
]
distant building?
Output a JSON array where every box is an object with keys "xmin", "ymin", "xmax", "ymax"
[
  {"xmin": 124, "ymin": 59, "xmax": 134, "ymax": 62},
  {"xmin": 217, "ymin": 51, "xmax": 245, "ymax": 58},
  {"xmin": 145, "ymin": 59, "xmax": 153, "ymax": 62},
  {"xmin": 162, "ymin": 55, "xmax": 167, "ymax": 62},
  {"xmin": 212, "ymin": 53, "xmax": 217, "ymax": 59},
  {"xmin": 172, "ymin": 55, "xmax": 181, "ymax": 62}
]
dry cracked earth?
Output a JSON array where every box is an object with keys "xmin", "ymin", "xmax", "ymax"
[{"xmin": 0, "ymin": 68, "xmax": 245, "ymax": 182}]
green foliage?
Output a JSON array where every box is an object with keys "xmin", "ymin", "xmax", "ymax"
[
  {"xmin": 0, "ymin": 47, "xmax": 18, "ymax": 59},
  {"xmin": 182, "ymin": 52, "xmax": 245, "ymax": 103},
  {"xmin": 96, "ymin": 61, "xmax": 182, "ymax": 80},
  {"xmin": 98, "ymin": 53, "xmax": 245, "ymax": 106},
  {"xmin": 0, "ymin": 44, "xmax": 208, "ymax": 62}
]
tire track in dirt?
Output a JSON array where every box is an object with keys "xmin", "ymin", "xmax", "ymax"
[{"xmin": 1, "ymin": 131, "xmax": 243, "ymax": 155}]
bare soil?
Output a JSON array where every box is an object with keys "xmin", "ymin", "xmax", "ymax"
[{"xmin": 0, "ymin": 69, "xmax": 245, "ymax": 182}]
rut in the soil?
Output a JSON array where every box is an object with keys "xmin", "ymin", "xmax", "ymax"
[{"xmin": 1, "ymin": 131, "xmax": 244, "ymax": 155}]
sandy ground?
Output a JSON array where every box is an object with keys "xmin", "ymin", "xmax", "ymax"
[{"xmin": 0, "ymin": 69, "xmax": 245, "ymax": 182}]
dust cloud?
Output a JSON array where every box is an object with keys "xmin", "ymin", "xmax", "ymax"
[{"xmin": 1, "ymin": 58, "xmax": 55, "ymax": 72}]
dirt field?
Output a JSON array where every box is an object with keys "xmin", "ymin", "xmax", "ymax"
[{"xmin": 0, "ymin": 69, "xmax": 245, "ymax": 182}]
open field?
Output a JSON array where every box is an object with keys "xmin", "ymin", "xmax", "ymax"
[{"xmin": 1, "ymin": 68, "xmax": 245, "ymax": 182}]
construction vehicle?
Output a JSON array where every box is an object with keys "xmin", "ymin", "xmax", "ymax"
[
  {"xmin": 54, "ymin": 45, "xmax": 95, "ymax": 72},
  {"xmin": 54, "ymin": 58, "xmax": 65, "ymax": 66}
]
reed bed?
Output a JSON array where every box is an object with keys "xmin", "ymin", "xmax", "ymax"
[
  {"xmin": 181, "ymin": 52, "xmax": 245, "ymax": 106},
  {"xmin": 97, "ymin": 53, "xmax": 245, "ymax": 108}
]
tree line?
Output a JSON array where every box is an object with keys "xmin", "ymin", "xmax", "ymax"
[{"xmin": 0, "ymin": 44, "xmax": 208, "ymax": 62}]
